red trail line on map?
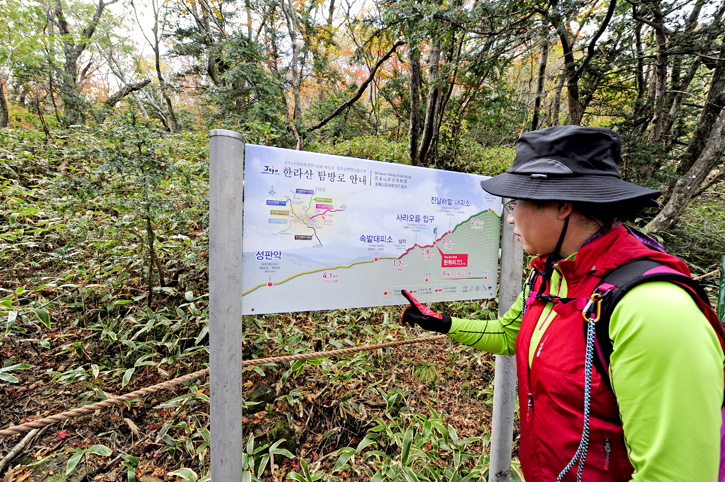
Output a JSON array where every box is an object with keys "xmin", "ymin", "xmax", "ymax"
[{"xmin": 310, "ymin": 209, "xmax": 344, "ymax": 219}]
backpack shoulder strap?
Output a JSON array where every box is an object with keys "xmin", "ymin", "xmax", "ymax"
[{"xmin": 590, "ymin": 258, "xmax": 724, "ymax": 389}]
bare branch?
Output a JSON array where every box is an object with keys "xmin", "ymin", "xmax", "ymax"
[{"xmin": 309, "ymin": 40, "xmax": 406, "ymax": 132}]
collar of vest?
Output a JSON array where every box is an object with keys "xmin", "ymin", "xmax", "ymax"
[{"xmin": 529, "ymin": 225, "xmax": 692, "ymax": 284}]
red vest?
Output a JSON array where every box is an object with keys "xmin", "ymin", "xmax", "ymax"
[{"xmin": 515, "ymin": 226, "xmax": 693, "ymax": 482}]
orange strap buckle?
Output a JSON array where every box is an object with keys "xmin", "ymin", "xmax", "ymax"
[{"xmin": 582, "ymin": 292, "xmax": 603, "ymax": 323}]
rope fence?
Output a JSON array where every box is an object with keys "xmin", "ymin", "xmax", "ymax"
[{"xmin": 0, "ymin": 334, "xmax": 447, "ymax": 438}]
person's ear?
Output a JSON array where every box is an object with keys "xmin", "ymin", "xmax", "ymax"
[{"xmin": 556, "ymin": 202, "xmax": 574, "ymax": 220}]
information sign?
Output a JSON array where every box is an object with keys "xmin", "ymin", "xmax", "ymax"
[{"xmin": 242, "ymin": 145, "xmax": 502, "ymax": 314}]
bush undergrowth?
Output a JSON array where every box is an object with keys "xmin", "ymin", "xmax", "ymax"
[{"xmin": 1, "ymin": 124, "xmax": 722, "ymax": 481}]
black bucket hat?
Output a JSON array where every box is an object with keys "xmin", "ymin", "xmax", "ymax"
[{"xmin": 480, "ymin": 125, "xmax": 660, "ymax": 205}]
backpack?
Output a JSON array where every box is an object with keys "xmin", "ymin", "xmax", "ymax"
[
  {"xmin": 584, "ymin": 258, "xmax": 725, "ymax": 388},
  {"xmin": 584, "ymin": 258, "xmax": 725, "ymax": 482}
]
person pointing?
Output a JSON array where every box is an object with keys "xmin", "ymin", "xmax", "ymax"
[{"xmin": 401, "ymin": 125, "xmax": 724, "ymax": 481}]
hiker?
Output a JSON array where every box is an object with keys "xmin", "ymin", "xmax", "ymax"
[{"xmin": 401, "ymin": 125, "xmax": 725, "ymax": 481}]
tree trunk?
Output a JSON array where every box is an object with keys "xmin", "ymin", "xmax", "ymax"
[
  {"xmin": 145, "ymin": 0, "xmax": 179, "ymax": 132},
  {"xmin": 631, "ymin": 15, "xmax": 649, "ymax": 142},
  {"xmin": 647, "ymin": 6, "xmax": 668, "ymax": 144},
  {"xmin": 662, "ymin": 59, "xmax": 702, "ymax": 144},
  {"xmin": 676, "ymin": 40, "xmax": 725, "ymax": 176},
  {"xmin": 550, "ymin": 71, "xmax": 566, "ymax": 126},
  {"xmin": 549, "ymin": 0, "xmax": 615, "ymax": 126},
  {"xmin": 316, "ymin": 0, "xmax": 335, "ymax": 104},
  {"xmin": 646, "ymin": 107, "xmax": 725, "ymax": 232},
  {"xmin": 417, "ymin": 38, "xmax": 441, "ymax": 165},
  {"xmin": 282, "ymin": 0, "xmax": 302, "ymax": 122},
  {"xmin": 661, "ymin": 0, "xmax": 714, "ymax": 144},
  {"xmin": 531, "ymin": 38, "xmax": 549, "ymax": 131},
  {"xmin": 0, "ymin": 80, "xmax": 8, "ymax": 128},
  {"xmin": 59, "ymin": 57, "xmax": 84, "ymax": 126},
  {"xmin": 559, "ymin": 32, "xmax": 582, "ymax": 125},
  {"xmin": 408, "ymin": 44, "xmax": 422, "ymax": 166},
  {"xmin": 50, "ymin": 0, "xmax": 118, "ymax": 126},
  {"xmin": 281, "ymin": 0, "xmax": 303, "ymax": 148},
  {"xmin": 245, "ymin": 0, "xmax": 253, "ymax": 38},
  {"xmin": 633, "ymin": 16, "xmax": 645, "ymax": 101}
]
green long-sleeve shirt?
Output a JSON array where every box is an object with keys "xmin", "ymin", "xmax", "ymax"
[{"xmin": 448, "ymin": 267, "xmax": 723, "ymax": 481}]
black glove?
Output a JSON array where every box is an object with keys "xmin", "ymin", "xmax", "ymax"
[{"xmin": 400, "ymin": 290, "xmax": 451, "ymax": 334}]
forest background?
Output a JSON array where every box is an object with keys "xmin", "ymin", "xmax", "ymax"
[{"xmin": 1, "ymin": 0, "xmax": 724, "ymax": 480}]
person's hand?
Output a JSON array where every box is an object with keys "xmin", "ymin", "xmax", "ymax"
[{"xmin": 400, "ymin": 290, "xmax": 451, "ymax": 334}]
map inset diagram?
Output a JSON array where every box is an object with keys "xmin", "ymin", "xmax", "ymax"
[{"xmin": 242, "ymin": 145, "xmax": 502, "ymax": 315}]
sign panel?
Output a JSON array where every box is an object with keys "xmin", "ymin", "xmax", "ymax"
[{"xmin": 241, "ymin": 145, "xmax": 502, "ymax": 314}]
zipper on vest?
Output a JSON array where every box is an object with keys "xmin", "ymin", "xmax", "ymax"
[
  {"xmin": 526, "ymin": 392, "xmax": 533, "ymax": 422},
  {"xmin": 603, "ymin": 439, "xmax": 611, "ymax": 470}
]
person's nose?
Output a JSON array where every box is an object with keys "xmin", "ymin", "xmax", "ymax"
[{"xmin": 507, "ymin": 212, "xmax": 515, "ymax": 224}]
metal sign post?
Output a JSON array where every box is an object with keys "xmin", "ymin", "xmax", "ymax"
[
  {"xmin": 488, "ymin": 201, "xmax": 524, "ymax": 482},
  {"xmin": 209, "ymin": 129, "xmax": 245, "ymax": 481},
  {"xmin": 209, "ymin": 131, "xmax": 520, "ymax": 481}
]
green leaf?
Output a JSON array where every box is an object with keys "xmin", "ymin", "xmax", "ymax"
[
  {"xmin": 15, "ymin": 286, "xmax": 25, "ymax": 295},
  {"xmin": 356, "ymin": 437, "xmax": 376, "ymax": 452},
  {"xmin": 0, "ymin": 363, "xmax": 32, "ymax": 372},
  {"xmin": 402, "ymin": 467, "xmax": 421, "ymax": 482},
  {"xmin": 0, "ymin": 364, "xmax": 32, "ymax": 382},
  {"xmin": 195, "ymin": 325, "xmax": 209, "ymax": 345},
  {"xmin": 168, "ymin": 468, "xmax": 198, "ymax": 481},
  {"xmin": 242, "ymin": 471, "xmax": 252, "ymax": 482},
  {"xmin": 320, "ymin": 429, "xmax": 338, "ymax": 441},
  {"xmin": 332, "ymin": 447, "xmax": 356, "ymax": 472},
  {"xmin": 401, "ymin": 427, "xmax": 414, "ymax": 465},
  {"xmin": 87, "ymin": 444, "xmax": 112, "ymax": 457},
  {"xmin": 122, "ymin": 455, "xmax": 139, "ymax": 482},
  {"xmin": 363, "ymin": 450, "xmax": 386, "ymax": 460},
  {"xmin": 134, "ymin": 354, "xmax": 157, "ymax": 367},
  {"xmin": 6, "ymin": 311, "xmax": 17, "ymax": 334},
  {"xmin": 245, "ymin": 434, "xmax": 255, "ymax": 455},
  {"xmin": 370, "ymin": 422, "xmax": 387, "ymax": 433},
  {"xmin": 66, "ymin": 450, "xmax": 84, "ymax": 475},
  {"xmin": 0, "ymin": 373, "xmax": 19, "ymax": 383},
  {"xmin": 268, "ymin": 439, "xmax": 294, "ymax": 458},
  {"xmin": 448, "ymin": 424, "xmax": 459, "ymax": 445},
  {"xmin": 256, "ymin": 453, "xmax": 270, "ymax": 478},
  {"xmin": 370, "ymin": 471, "xmax": 385, "ymax": 482},
  {"xmin": 300, "ymin": 458, "xmax": 317, "ymax": 481},
  {"xmin": 122, "ymin": 367, "xmax": 135, "ymax": 387},
  {"xmin": 32, "ymin": 308, "xmax": 50, "ymax": 328}
]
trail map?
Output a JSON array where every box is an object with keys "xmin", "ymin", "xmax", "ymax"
[{"xmin": 241, "ymin": 145, "xmax": 502, "ymax": 315}]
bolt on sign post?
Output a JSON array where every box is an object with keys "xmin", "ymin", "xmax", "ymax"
[
  {"xmin": 209, "ymin": 131, "xmax": 522, "ymax": 481},
  {"xmin": 718, "ymin": 255, "xmax": 725, "ymax": 322}
]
